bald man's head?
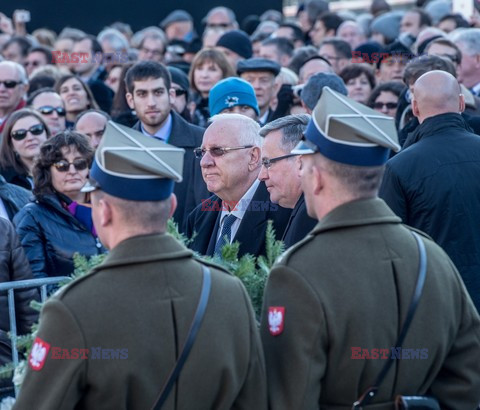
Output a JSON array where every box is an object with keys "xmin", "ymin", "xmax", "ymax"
[{"xmin": 412, "ymin": 70, "xmax": 464, "ymax": 123}]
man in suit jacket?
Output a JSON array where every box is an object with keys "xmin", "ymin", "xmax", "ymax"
[
  {"xmin": 258, "ymin": 114, "xmax": 317, "ymax": 248},
  {"xmin": 186, "ymin": 113, "xmax": 291, "ymax": 259},
  {"xmin": 125, "ymin": 61, "xmax": 209, "ymax": 232},
  {"xmin": 14, "ymin": 122, "xmax": 266, "ymax": 409},
  {"xmin": 260, "ymin": 87, "xmax": 480, "ymax": 409}
]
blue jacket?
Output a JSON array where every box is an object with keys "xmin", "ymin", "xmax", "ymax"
[{"xmin": 13, "ymin": 194, "xmax": 105, "ymax": 279}]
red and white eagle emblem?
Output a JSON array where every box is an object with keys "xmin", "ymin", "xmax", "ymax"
[
  {"xmin": 29, "ymin": 337, "xmax": 50, "ymax": 371},
  {"xmin": 268, "ymin": 307, "xmax": 285, "ymax": 336}
]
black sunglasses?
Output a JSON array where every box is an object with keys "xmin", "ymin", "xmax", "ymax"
[
  {"xmin": 52, "ymin": 158, "xmax": 89, "ymax": 172},
  {"xmin": 37, "ymin": 106, "xmax": 66, "ymax": 117},
  {"xmin": 174, "ymin": 89, "xmax": 187, "ymax": 97},
  {"xmin": 0, "ymin": 80, "xmax": 23, "ymax": 89},
  {"xmin": 373, "ymin": 102, "xmax": 397, "ymax": 110},
  {"xmin": 11, "ymin": 124, "xmax": 45, "ymax": 141}
]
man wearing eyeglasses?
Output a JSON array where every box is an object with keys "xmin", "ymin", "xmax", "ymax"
[
  {"xmin": 0, "ymin": 61, "xmax": 28, "ymax": 133},
  {"xmin": 258, "ymin": 115, "xmax": 317, "ymax": 248},
  {"xmin": 126, "ymin": 61, "xmax": 208, "ymax": 233},
  {"xmin": 28, "ymin": 87, "xmax": 66, "ymax": 136},
  {"xmin": 261, "ymin": 86, "xmax": 480, "ymax": 409},
  {"xmin": 24, "ymin": 46, "xmax": 53, "ymax": 77},
  {"xmin": 186, "ymin": 113, "xmax": 291, "ymax": 259}
]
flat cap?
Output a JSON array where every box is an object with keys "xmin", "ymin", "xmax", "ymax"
[
  {"xmin": 83, "ymin": 121, "xmax": 185, "ymax": 201},
  {"xmin": 237, "ymin": 58, "xmax": 281, "ymax": 76},
  {"xmin": 370, "ymin": 11, "xmax": 403, "ymax": 43},
  {"xmin": 160, "ymin": 10, "xmax": 193, "ymax": 30},
  {"xmin": 300, "ymin": 72, "xmax": 347, "ymax": 111},
  {"xmin": 293, "ymin": 87, "xmax": 400, "ymax": 166}
]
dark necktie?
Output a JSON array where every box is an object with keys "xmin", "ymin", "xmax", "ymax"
[{"xmin": 213, "ymin": 214, "xmax": 237, "ymax": 257}]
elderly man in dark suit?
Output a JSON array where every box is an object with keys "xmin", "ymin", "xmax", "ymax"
[
  {"xmin": 186, "ymin": 113, "xmax": 291, "ymax": 259},
  {"xmin": 261, "ymin": 87, "xmax": 480, "ymax": 409},
  {"xmin": 125, "ymin": 61, "xmax": 208, "ymax": 232},
  {"xmin": 14, "ymin": 123, "xmax": 266, "ymax": 409},
  {"xmin": 258, "ymin": 114, "xmax": 317, "ymax": 248}
]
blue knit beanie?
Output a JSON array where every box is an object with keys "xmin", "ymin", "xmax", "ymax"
[{"xmin": 209, "ymin": 77, "xmax": 260, "ymax": 116}]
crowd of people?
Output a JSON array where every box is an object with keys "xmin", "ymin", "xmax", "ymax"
[{"xmin": 1, "ymin": 0, "xmax": 480, "ymax": 407}]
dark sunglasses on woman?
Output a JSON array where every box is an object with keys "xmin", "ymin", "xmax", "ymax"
[
  {"xmin": 37, "ymin": 106, "xmax": 67, "ymax": 116},
  {"xmin": 52, "ymin": 158, "xmax": 89, "ymax": 172},
  {"xmin": 11, "ymin": 123, "xmax": 46, "ymax": 141}
]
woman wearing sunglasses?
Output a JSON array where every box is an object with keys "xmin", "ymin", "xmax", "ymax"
[
  {"xmin": 14, "ymin": 131, "xmax": 105, "ymax": 280},
  {"xmin": 0, "ymin": 109, "xmax": 51, "ymax": 190}
]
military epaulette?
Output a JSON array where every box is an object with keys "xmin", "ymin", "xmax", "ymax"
[
  {"xmin": 50, "ymin": 268, "xmax": 101, "ymax": 300},
  {"xmin": 276, "ymin": 232, "xmax": 316, "ymax": 265},
  {"xmin": 193, "ymin": 256, "xmax": 233, "ymax": 276},
  {"xmin": 402, "ymin": 224, "xmax": 434, "ymax": 241}
]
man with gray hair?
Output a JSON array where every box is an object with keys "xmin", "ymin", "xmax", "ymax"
[
  {"xmin": 337, "ymin": 20, "xmax": 367, "ymax": 49},
  {"xmin": 14, "ymin": 122, "xmax": 267, "ymax": 409},
  {"xmin": 186, "ymin": 113, "xmax": 291, "ymax": 259},
  {"xmin": 451, "ymin": 28, "xmax": 480, "ymax": 96},
  {"xmin": 258, "ymin": 115, "xmax": 317, "ymax": 248},
  {"xmin": 203, "ymin": 6, "xmax": 238, "ymax": 31},
  {"xmin": 0, "ymin": 60, "xmax": 28, "ymax": 132},
  {"xmin": 261, "ymin": 86, "xmax": 480, "ymax": 409}
]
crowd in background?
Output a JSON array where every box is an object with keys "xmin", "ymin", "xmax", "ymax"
[{"xmin": 1, "ymin": 0, "xmax": 480, "ymax": 400}]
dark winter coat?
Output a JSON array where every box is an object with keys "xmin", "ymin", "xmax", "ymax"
[
  {"xmin": 0, "ymin": 175, "xmax": 31, "ymax": 220},
  {"xmin": 0, "ymin": 218, "xmax": 38, "ymax": 368},
  {"xmin": 13, "ymin": 194, "xmax": 104, "ymax": 279},
  {"xmin": 380, "ymin": 113, "xmax": 480, "ymax": 312}
]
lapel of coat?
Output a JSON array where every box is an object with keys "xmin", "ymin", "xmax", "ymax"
[{"xmin": 233, "ymin": 182, "xmax": 270, "ymax": 255}]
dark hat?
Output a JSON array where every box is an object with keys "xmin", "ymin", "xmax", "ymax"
[
  {"xmin": 293, "ymin": 87, "xmax": 400, "ymax": 166},
  {"xmin": 370, "ymin": 11, "xmax": 403, "ymax": 43},
  {"xmin": 83, "ymin": 122, "xmax": 184, "ymax": 201},
  {"xmin": 160, "ymin": 10, "xmax": 193, "ymax": 30},
  {"xmin": 167, "ymin": 66, "xmax": 189, "ymax": 92},
  {"xmin": 209, "ymin": 77, "xmax": 260, "ymax": 116},
  {"xmin": 377, "ymin": 41, "xmax": 415, "ymax": 69},
  {"xmin": 354, "ymin": 41, "xmax": 385, "ymax": 64},
  {"xmin": 216, "ymin": 30, "xmax": 253, "ymax": 59},
  {"xmin": 300, "ymin": 73, "xmax": 347, "ymax": 111},
  {"xmin": 237, "ymin": 57, "xmax": 281, "ymax": 76}
]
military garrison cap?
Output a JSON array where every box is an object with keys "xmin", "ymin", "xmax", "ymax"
[
  {"xmin": 237, "ymin": 58, "xmax": 281, "ymax": 76},
  {"xmin": 82, "ymin": 121, "xmax": 185, "ymax": 200},
  {"xmin": 293, "ymin": 87, "xmax": 400, "ymax": 166}
]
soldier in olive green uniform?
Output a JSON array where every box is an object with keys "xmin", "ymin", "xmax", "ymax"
[
  {"xmin": 260, "ymin": 87, "xmax": 480, "ymax": 409},
  {"xmin": 14, "ymin": 122, "xmax": 267, "ymax": 410}
]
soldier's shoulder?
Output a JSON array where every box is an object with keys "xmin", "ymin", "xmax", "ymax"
[
  {"xmin": 51, "ymin": 266, "xmax": 104, "ymax": 301},
  {"xmin": 193, "ymin": 256, "xmax": 232, "ymax": 276},
  {"xmin": 276, "ymin": 232, "xmax": 317, "ymax": 266}
]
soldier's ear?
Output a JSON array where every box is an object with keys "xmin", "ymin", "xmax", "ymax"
[
  {"xmin": 312, "ymin": 163, "xmax": 324, "ymax": 196},
  {"xmin": 169, "ymin": 194, "xmax": 178, "ymax": 218},
  {"xmin": 98, "ymin": 198, "xmax": 113, "ymax": 227}
]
